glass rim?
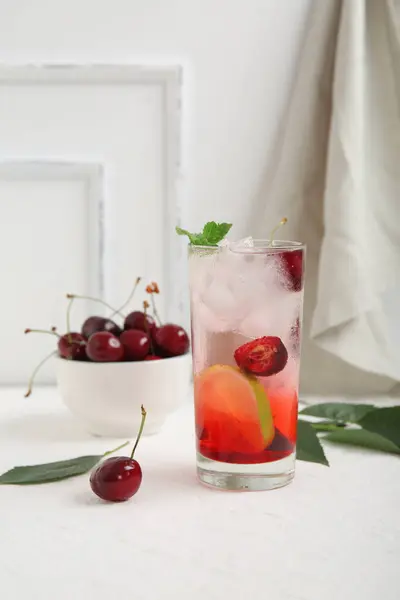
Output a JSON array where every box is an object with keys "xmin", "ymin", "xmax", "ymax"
[{"xmin": 189, "ymin": 239, "xmax": 305, "ymax": 253}]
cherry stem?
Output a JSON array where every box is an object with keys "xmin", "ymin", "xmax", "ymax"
[
  {"xmin": 103, "ymin": 440, "xmax": 130, "ymax": 458},
  {"xmin": 24, "ymin": 351, "xmax": 57, "ymax": 398},
  {"xmin": 269, "ymin": 217, "xmax": 288, "ymax": 247},
  {"xmin": 24, "ymin": 328, "xmax": 61, "ymax": 339},
  {"xmin": 66, "ymin": 296, "xmax": 74, "ymax": 345},
  {"xmin": 130, "ymin": 405, "xmax": 147, "ymax": 459},
  {"xmin": 110, "ymin": 277, "xmax": 142, "ymax": 318},
  {"xmin": 150, "ymin": 295, "xmax": 162, "ymax": 327},
  {"xmin": 143, "ymin": 301, "xmax": 155, "ymax": 354},
  {"xmin": 66, "ymin": 294, "xmax": 126, "ymax": 319}
]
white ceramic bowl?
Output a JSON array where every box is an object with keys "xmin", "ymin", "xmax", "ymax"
[{"xmin": 56, "ymin": 354, "xmax": 192, "ymax": 438}]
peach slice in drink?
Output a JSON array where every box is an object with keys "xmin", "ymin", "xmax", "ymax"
[{"xmin": 195, "ymin": 365, "xmax": 274, "ymax": 455}]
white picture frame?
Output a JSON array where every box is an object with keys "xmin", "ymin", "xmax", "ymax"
[
  {"xmin": 0, "ymin": 63, "xmax": 184, "ymax": 321},
  {"xmin": 0, "ymin": 159, "xmax": 105, "ymax": 297}
]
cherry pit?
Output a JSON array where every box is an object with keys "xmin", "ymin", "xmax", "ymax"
[{"xmin": 24, "ymin": 278, "xmax": 190, "ymax": 397}]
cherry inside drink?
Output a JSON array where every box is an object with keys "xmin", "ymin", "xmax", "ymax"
[{"xmin": 189, "ymin": 239, "xmax": 305, "ymax": 491}]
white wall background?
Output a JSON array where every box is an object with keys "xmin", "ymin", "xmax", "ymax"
[{"xmin": 0, "ymin": 0, "xmax": 312, "ymax": 232}]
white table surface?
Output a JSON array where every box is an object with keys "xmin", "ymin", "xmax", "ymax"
[{"xmin": 0, "ymin": 387, "xmax": 399, "ymax": 600}]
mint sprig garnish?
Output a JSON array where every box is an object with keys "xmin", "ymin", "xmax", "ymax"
[{"xmin": 176, "ymin": 221, "xmax": 232, "ymax": 246}]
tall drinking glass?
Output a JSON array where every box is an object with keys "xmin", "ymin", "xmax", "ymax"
[{"xmin": 189, "ymin": 239, "xmax": 305, "ymax": 491}]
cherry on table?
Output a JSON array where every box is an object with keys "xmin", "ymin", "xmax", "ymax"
[
  {"xmin": 90, "ymin": 457, "xmax": 142, "ymax": 502},
  {"xmin": 155, "ymin": 324, "xmax": 190, "ymax": 357},
  {"xmin": 82, "ymin": 316, "xmax": 122, "ymax": 339},
  {"xmin": 86, "ymin": 331, "xmax": 124, "ymax": 362},
  {"xmin": 144, "ymin": 355, "xmax": 162, "ymax": 361},
  {"xmin": 90, "ymin": 406, "xmax": 147, "ymax": 502},
  {"xmin": 120, "ymin": 329, "xmax": 150, "ymax": 361},
  {"xmin": 124, "ymin": 311, "xmax": 157, "ymax": 337}
]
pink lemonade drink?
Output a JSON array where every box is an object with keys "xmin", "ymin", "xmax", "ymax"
[{"xmin": 189, "ymin": 239, "xmax": 305, "ymax": 491}]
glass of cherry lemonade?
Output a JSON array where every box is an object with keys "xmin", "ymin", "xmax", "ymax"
[{"xmin": 189, "ymin": 238, "xmax": 305, "ymax": 491}]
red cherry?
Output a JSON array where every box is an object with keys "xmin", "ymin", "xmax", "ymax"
[
  {"xmin": 120, "ymin": 329, "xmax": 150, "ymax": 361},
  {"xmin": 155, "ymin": 324, "xmax": 190, "ymax": 357},
  {"xmin": 86, "ymin": 331, "xmax": 124, "ymax": 362},
  {"xmin": 124, "ymin": 311, "xmax": 157, "ymax": 336},
  {"xmin": 234, "ymin": 336, "xmax": 288, "ymax": 376},
  {"xmin": 280, "ymin": 250, "xmax": 304, "ymax": 292},
  {"xmin": 90, "ymin": 405, "xmax": 147, "ymax": 503},
  {"xmin": 90, "ymin": 457, "xmax": 142, "ymax": 502},
  {"xmin": 82, "ymin": 316, "xmax": 122, "ymax": 339},
  {"xmin": 57, "ymin": 332, "xmax": 87, "ymax": 360},
  {"xmin": 144, "ymin": 355, "xmax": 162, "ymax": 361}
]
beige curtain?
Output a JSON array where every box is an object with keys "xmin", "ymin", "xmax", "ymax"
[{"xmin": 255, "ymin": 0, "xmax": 400, "ymax": 395}]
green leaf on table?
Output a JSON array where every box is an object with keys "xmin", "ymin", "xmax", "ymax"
[
  {"xmin": 0, "ymin": 455, "xmax": 102, "ymax": 485},
  {"xmin": 176, "ymin": 221, "xmax": 232, "ymax": 246},
  {"xmin": 0, "ymin": 441, "xmax": 129, "ymax": 485},
  {"xmin": 324, "ymin": 428, "xmax": 400, "ymax": 455},
  {"xmin": 296, "ymin": 420, "xmax": 329, "ymax": 466},
  {"xmin": 358, "ymin": 407, "xmax": 400, "ymax": 448},
  {"xmin": 299, "ymin": 403, "xmax": 375, "ymax": 423}
]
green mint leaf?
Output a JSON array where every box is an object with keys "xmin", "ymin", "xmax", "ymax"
[
  {"xmin": 202, "ymin": 222, "xmax": 232, "ymax": 245},
  {"xmin": 296, "ymin": 420, "xmax": 329, "ymax": 466},
  {"xmin": 324, "ymin": 428, "xmax": 400, "ymax": 455},
  {"xmin": 0, "ymin": 441, "xmax": 129, "ymax": 485},
  {"xmin": 299, "ymin": 402, "xmax": 375, "ymax": 423},
  {"xmin": 357, "ymin": 407, "xmax": 400, "ymax": 448},
  {"xmin": 175, "ymin": 227, "xmax": 203, "ymax": 245},
  {"xmin": 176, "ymin": 222, "xmax": 232, "ymax": 246},
  {"xmin": 175, "ymin": 227, "xmax": 189, "ymax": 236}
]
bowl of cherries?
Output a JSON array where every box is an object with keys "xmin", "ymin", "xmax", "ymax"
[{"xmin": 25, "ymin": 279, "xmax": 192, "ymax": 438}]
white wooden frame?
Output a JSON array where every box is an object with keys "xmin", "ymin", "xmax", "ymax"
[
  {"xmin": 0, "ymin": 159, "xmax": 105, "ymax": 297},
  {"xmin": 0, "ymin": 64, "xmax": 183, "ymax": 321}
]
